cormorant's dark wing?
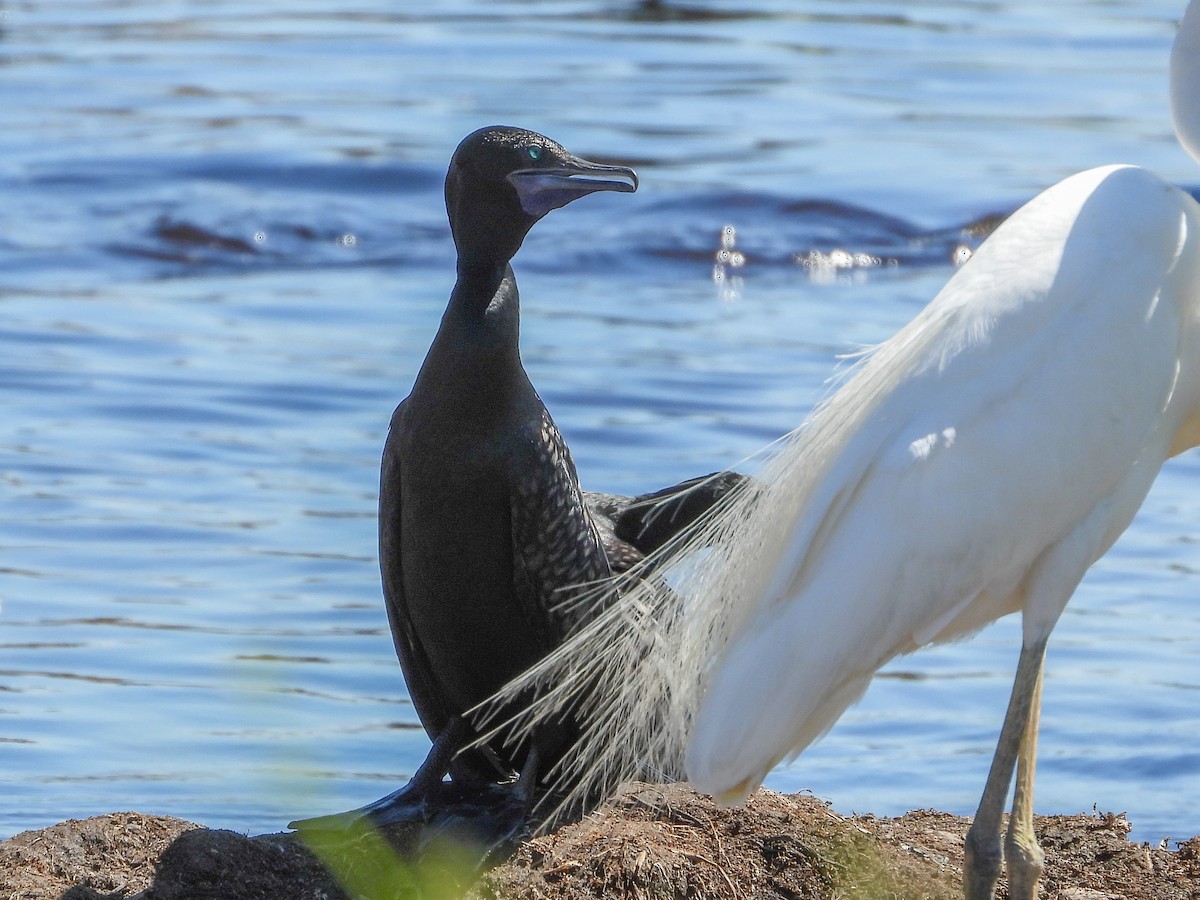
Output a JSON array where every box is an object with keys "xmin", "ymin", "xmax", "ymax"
[
  {"xmin": 613, "ymin": 471, "xmax": 747, "ymax": 556},
  {"xmin": 379, "ymin": 401, "xmax": 501, "ymax": 781},
  {"xmin": 582, "ymin": 489, "xmax": 645, "ymax": 574},
  {"xmin": 378, "ymin": 401, "xmax": 449, "ymax": 738},
  {"xmin": 583, "ymin": 472, "xmax": 747, "ymax": 571}
]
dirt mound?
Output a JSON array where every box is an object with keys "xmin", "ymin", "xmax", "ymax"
[{"xmin": 3, "ymin": 784, "xmax": 1198, "ymax": 899}]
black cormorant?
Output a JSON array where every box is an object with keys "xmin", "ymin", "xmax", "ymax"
[{"xmin": 292, "ymin": 126, "xmax": 742, "ymax": 834}]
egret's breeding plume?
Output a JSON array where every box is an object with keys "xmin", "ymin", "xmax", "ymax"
[
  {"xmin": 475, "ymin": 6, "xmax": 1200, "ymax": 898},
  {"xmin": 290, "ymin": 126, "xmax": 744, "ymax": 836}
]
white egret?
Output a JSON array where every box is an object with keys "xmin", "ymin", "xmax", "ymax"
[{"xmin": 475, "ymin": 3, "xmax": 1200, "ymax": 898}]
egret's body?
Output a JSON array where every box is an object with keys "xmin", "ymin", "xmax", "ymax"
[
  {"xmin": 687, "ymin": 162, "xmax": 1200, "ymax": 803},
  {"xmin": 475, "ymin": 3, "xmax": 1200, "ymax": 897}
]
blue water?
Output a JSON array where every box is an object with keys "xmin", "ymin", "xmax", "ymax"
[{"xmin": 3, "ymin": 0, "xmax": 1199, "ymax": 845}]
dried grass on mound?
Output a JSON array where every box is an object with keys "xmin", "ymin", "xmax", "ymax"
[{"xmin": 4, "ymin": 784, "xmax": 1199, "ymax": 899}]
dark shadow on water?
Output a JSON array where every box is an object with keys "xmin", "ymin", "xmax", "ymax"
[{"xmin": 622, "ymin": 0, "xmax": 777, "ymax": 23}]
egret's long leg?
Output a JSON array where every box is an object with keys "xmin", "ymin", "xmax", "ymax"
[
  {"xmin": 963, "ymin": 637, "xmax": 1048, "ymax": 900},
  {"xmin": 1005, "ymin": 659, "xmax": 1046, "ymax": 900}
]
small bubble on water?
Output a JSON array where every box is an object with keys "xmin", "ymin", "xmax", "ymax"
[
  {"xmin": 712, "ymin": 263, "xmax": 726, "ymax": 283},
  {"xmin": 253, "ymin": 231, "xmax": 266, "ymax": 243},
  {"xmin": 796, "ymin": 248, "xmax": 887, "ymax": 278},
  {"xmin": 720, "ymin": 225, "xmax": 736, "ymax": 249},
  {"xmin": 720, "ymin": 274, "xmax": 743, "ymax": 303},
  {"xmin": 953, "ymin": 245, "xmax": 973, "ymax": 266},
  {"xmin": 339, "ymin": 233, "xmax": 358, "ymax": 247},
  {"xmin": 828, "ymin": 248, "xmax": 854, "ymax": 269}
]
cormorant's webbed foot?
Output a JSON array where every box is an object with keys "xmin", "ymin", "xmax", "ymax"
[{"xmin": 288, "ymin": 715, "xmax": 472, "ymax": 833}]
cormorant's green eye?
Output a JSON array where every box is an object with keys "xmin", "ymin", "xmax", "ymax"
[{"xmin": 527, "ymin": 146, "xmax": 541, "ymax": 160}]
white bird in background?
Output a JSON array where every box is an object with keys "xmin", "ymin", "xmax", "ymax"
[{"xmin": 474, "ymin": 3, "xmax": 1200, "ymax": 899}]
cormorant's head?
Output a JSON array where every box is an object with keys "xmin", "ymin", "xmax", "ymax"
[{"xmin": 445, "ymin": 125, "xmax": 638, "ymax": 265}]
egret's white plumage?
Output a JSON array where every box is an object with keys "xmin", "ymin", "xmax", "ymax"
[
  {"xmin": 686, "ymin": 161, "xmax": 1200, "ymax": 800},
  {"xmin": 473, "ymin": 3, "xmax": 1200, "ymax": 898}
]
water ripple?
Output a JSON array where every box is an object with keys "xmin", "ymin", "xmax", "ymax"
[{"xmin": 1, "ymin": 0, "xmax": 1196, "ymax": 846}]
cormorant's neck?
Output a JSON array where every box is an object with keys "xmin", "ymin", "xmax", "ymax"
[
  {"xmin": 432, "ymin": 189, "xmax": 534, "ymax": 370},
  {"xmin": 447, "ymin": 195, "xmax": 532, "ymax": 323},
  {"xmin": 454, "ymin": 248, "xmax": 507, "ymax": 293},
  {"xmin": 413, "ymin": 261, "xmax": 523, "ymax": 407},
  {"xmin": 449, "ymin": 257, "xmax": 519, "ymax": 322},
  {"xmin": 445, "ymin": 185, "xmax": 535, "ymax": 308},
  {"xmin": 432, "ymin": 257, "xmax": 523, "ymax": 385}
]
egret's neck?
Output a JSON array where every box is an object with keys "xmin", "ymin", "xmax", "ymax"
[{"xmin": 1172, "ymin": 0, "xmax": 1200, "ymax": 165}]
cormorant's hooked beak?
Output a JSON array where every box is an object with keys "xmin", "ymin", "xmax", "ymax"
[{"xmin": 508, "ymin": 157, "xmax": 638, "ymax": 218}]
